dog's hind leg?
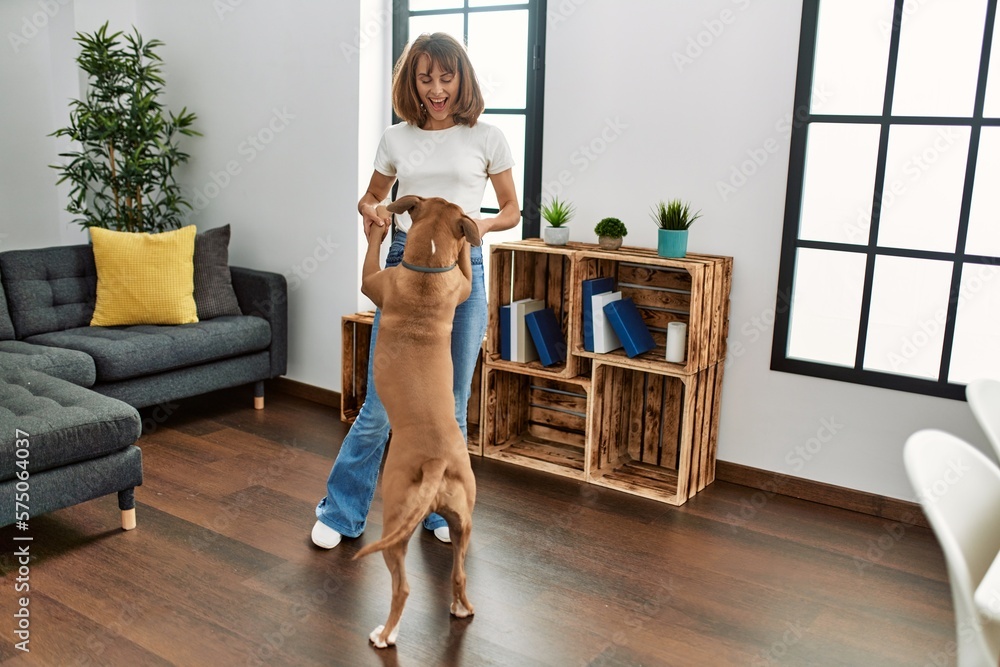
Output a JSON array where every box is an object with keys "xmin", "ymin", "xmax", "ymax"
[
  {"xmin": 448, "ymin": 513, "xmax": 475, "ymax": 619},
  {"xmin": 370, "ymin": 542, "xmax": 409, "ymax": 648},
  {"xmin": 442, "ymin": 471, "xmax": 476, "ymax": 618}
]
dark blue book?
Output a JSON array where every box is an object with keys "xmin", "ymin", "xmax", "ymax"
[
  {"xmin": 581, "ymin": 277, "xmax": 615, "ymax": 352},
  {"xmin": 524, "ymin": 308, "xmax": 567, "ymax": 367},
  {"xmin": 500, "ymin": 304, "xmax": 512, "ymax": 361},
  {"xmin": 603, "ymin": 298, "xmax": 656, "ymax": 358}
]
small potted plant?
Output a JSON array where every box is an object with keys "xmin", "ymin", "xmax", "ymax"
[
  {"xmin": 651, "ymin": 199, "xmax": 701, "ymax": 258},
  {"xmin": 594, "ymin": 217, "xmax": 627, "ymax": 251},
  {"xmin": 540, "ymin": 197, "xmax": 574, "ymax": 246}
]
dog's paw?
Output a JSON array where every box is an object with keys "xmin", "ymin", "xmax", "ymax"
[
  {"xmin": 369, "ymin": 624, "xmax": 398, "ymax": 648},
  {"xmin": 450, "ymin": 600, "xmax": 474, "ymax": 618}
]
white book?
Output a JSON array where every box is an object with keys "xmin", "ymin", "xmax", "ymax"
[
  {"xmin": 511, "ymin": 298, "xmax": 545, "ymax": 362},
  {"xmin": 592, "ymin": 291, "xmax": 623, "ymax": 353}
]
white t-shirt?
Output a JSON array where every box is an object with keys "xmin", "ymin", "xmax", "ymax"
[{"xmin": 373, "ymin": 121, "xmax": 515, "ymax": 232}]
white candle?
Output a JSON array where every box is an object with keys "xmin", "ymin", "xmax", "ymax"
[{"xmin": 666, "ymin": 321, "xmax": 687, "ymax": 363}]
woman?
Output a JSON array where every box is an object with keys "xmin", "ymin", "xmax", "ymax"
[{"xmin": 312, "ymin": 32, "xmax": 520, "ymax": 548}]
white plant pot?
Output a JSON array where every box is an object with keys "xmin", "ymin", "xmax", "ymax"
[{"xmin": 544, "ymin": 226, "xmax": 570, "ymax": 246}]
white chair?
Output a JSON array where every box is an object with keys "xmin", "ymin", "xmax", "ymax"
[
  {"xmin": 967, "ymin": 378, "xmax": 1000, "ymax": 460},
  {"xmin": 904, "ymin": 429, "xmax": 1000, "ymax": 667}
]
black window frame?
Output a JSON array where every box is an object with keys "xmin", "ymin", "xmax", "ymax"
[
  {"xmin": 391, "ymin": 0, "xmax": 546, "ymax": 237},
  {"xmin": 771, "ymin": 0, "xmax": 1000, "ymax": 401}
]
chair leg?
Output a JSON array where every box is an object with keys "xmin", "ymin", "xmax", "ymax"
[
  {"xmin": 118, "ymin": 488, "xmax": 136, "ymax": 531},
  {"xmin": 254, "ymin": 380, "xmax": 265, "ymax": 410}
]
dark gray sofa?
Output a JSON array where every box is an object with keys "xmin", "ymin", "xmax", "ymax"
[
  {"xmin": 0, "ymin": 244, "xmax": 287, "ymax": 408},
  {"xmin": 0, "ymin": 243, "xmax": 288, "ymax": 529}
]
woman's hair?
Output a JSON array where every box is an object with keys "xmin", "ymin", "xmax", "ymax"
[{"xmin": 392, "ymin": 32, "xmax": 485, "ymax": 127}]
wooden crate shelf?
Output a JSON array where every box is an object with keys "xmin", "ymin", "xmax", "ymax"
[
  {"xmin": 480, "ymin": 366, "xmax": 591, "ymax": 481},
  {"xmin": 483, "ymin": 240, "xmax": 732, "ymax": 506},
  {"xmin": 587, "ymin": 361, "xmax": 724, "ymax": 505},
  {"xmin": 572, "ymin": 246, "xmax": 732, "ymax": 376},
  {"xmin": 340, "ymin": 312, "xmax": 483, "ymax": 454},
  {"xmin": 340, "ymin": 311, "xmax": 375, "ymax": 424},
  {"xmin": 485, "ymin": 241, "xmax": 584, "ymax": 379}
]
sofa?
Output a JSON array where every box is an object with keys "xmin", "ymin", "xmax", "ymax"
[{"xmin": 0, "ymin": 241, "xmax": 288, "ymax": 529}]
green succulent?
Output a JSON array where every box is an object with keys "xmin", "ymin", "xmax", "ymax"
[
  {"xmin": 594, "ymin": 217, "xmax": 628, "ymax": 238},
  {"xmin": 540, "ymin": 197, "xmax": 575, "ymax": 228},
  {"xmin": 651, "ymin": 199, "xmax": 702, "ymax": 231}
]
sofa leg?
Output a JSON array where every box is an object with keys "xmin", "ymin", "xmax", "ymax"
[
  {"xmin": 254, "ymin": 380, "xmax": 265, "ymax": 410},
  {"xmin": 118, "ymin": 488, "xmax": 136, "ymax": 531}
]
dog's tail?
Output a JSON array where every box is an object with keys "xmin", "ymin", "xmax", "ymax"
[{"xmin": 352, "ymin": 458, "xmax": 448, "ymax": 560}]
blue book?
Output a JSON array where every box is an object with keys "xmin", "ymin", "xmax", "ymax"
[
  {"xmin": 603, "ymin": 298, "xmax": 656, "ymax": 358},
  {"xmin": 524, "ymin": 308, "xmax": 567, "ymax": 367},
  {"xmin": 500, "ymin": 304, "xmax": 512, "ymax": 361},
  {"xmin": 581, "ymin": 277, "xmax": 615, "ymax": 352}
]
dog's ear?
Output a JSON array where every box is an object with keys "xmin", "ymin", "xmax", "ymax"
[
  {"xmin": 387, "ymin": 195, "xmax": 422, "ymax": 215},
  {"xmin": 457, "ymin": 216, "xmax": 482, "ymax": 247}
]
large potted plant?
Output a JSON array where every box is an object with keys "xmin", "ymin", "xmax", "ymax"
[
  {"xmin": 651, "ymin": 199, "xmax": 701, "ymax": 258},
  {"xmin": 51, "ymin": 22, "xmax": 200, "ymax": 233},
  {"xmin": 540, "ymin": 197, "xmax": 574, "ymax": 246},
  {"xmin": 594, "ymin": 217, "xmax": 627, "ymax": 250}
]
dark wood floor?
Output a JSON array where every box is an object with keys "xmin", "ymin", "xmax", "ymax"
[{"xmin": 0, "ymin": 387, "xmax": 954, "ymax": 666}]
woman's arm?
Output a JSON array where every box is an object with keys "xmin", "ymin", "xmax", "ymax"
[
  {"xmin": 474, "ymin": 169, "xmax": 520, "ymax": 236},
  {"xmin": 358, "ymin": 170, "xmax": 397, "ymax": 240}
]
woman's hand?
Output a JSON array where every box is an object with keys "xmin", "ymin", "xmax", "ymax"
[{"xmin": 362, "ymin": 203, "xmax": 392, "ymax": 242}]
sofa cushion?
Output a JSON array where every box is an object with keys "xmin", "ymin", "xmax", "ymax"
[
  {"xmin": 0, "ymin": 367, "xmax": 140, "ymax": 481},
  {"xmin": 0, "ymin": 270, "xmax": 13, "ymax": 341},
  {"xmin": 194, "ymin": 225, "xmax": 242, "ymax": 320},
  {"xmin": 90, "ymin": 226, "xmax": 199, "ymax": 326},
  {"xmin": 0, "ymin": 245, "xmax": 96, "ymax": 338},
  {"xmin": 0, "ymin": 340, "xmax": 96, "ymax": 386},
  {"xmin": 25, "ymin": 315, "xmax": 271, "ymax": 382}
]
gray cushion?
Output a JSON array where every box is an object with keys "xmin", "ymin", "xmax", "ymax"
[
  {"xmin": 0, "ymin": 367, "xmax": 140, "ymax": 481},
  {"xmin": 0, "ymin": 340, "xmax": 96, "ymax": 386},
  {"xmin": 0, "ymin": 271, "xmax": 14, "ymax": 341},
  {"xmin": 25, "ymin": 315, "xmax": 271, "ymax": 382},
  {"xmin": 194, "ymin": 225, "xmax": 242, "ymax": 319},
  {"xmin": 0, "ymin": 245, "xmax": 96, "ymax": 338}
]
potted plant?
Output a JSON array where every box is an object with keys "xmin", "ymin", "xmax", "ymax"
[
  {"xmin": 540, "ymin": 197, "xmax": 574, "ymax": 246},
  {"xmin": 594, "ymin": 217, "xmax": 627, "ymax": 250},
  {"xmin": 50, "ymin": 22, "xmax": 200, "ymax": 233},
  {"xmin": 651, "ymin": 199, "xmax": 701, "ymax": 258}
]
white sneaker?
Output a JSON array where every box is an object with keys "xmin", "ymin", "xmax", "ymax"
[
  {"xmin": 311, "ymin": 521, "xmax": 342, "ymax": 549},
  {"xmin": 433, "ymin": 526, "xmax": 451, "ymax": 544}
]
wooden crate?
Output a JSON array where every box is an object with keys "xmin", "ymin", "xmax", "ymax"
[
  {"xmin": 572, "ymin": 246, "xmax": 732, "ymax": 376},
  {"xmin": 586, "ymin": 360, "xmax": 725, "ymax": 505},
  {"xmin": 480, "ymin": 365, "xmax": 591, "ymax": 481},
  {"xmin": 340, "ymin": 311, "xmax": 375, "ymax": 423},
  {"xmin": 485, "ymin": 240, "xmax": 583, "ymax": 379},
  {"xmin": 340, "ymin": 312, "xmax": 483, "ymax": 454}
]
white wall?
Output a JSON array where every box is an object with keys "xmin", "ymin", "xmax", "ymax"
[
  {"xmin": 356, "ymin": 0, "xmax": 393, "ymax": 312},
  {"xmin": 543, "ymin": 0, "xmax": 989, "ymax": 501},
  {"xmin": 0, "ymin": 0, "xmax": 86, "ymax": 250}
]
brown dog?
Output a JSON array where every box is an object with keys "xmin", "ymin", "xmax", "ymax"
[{"xmin": 352, "ymin": 195, "xmax": 482, "ymax": 648}]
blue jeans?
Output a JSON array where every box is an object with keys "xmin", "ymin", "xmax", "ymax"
[{"xmin": 316, "ymin": 231, "xmax": 487, "ymax": 537}]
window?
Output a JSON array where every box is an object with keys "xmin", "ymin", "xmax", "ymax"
[
  {"xmin": 392, "ymin": 0, "xmax": 546, "ymax": 241},
  {"xmin": 772, "ymin": 0, "xmax": 1000, "ymax": 400}
]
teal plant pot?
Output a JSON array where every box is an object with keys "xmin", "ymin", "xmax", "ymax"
[{"xmin": 657, "ymin": 229, "xmax": 688, "ymax": 258}]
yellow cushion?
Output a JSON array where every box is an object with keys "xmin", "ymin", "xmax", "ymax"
[{"xmin": 90, "ymin": 226, "xmax": 199, "ymax": 326}]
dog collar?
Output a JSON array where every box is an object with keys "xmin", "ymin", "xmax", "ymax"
[{"xmin": 400, "ymin": 260, "xmax": 457, "ymax": 273}]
